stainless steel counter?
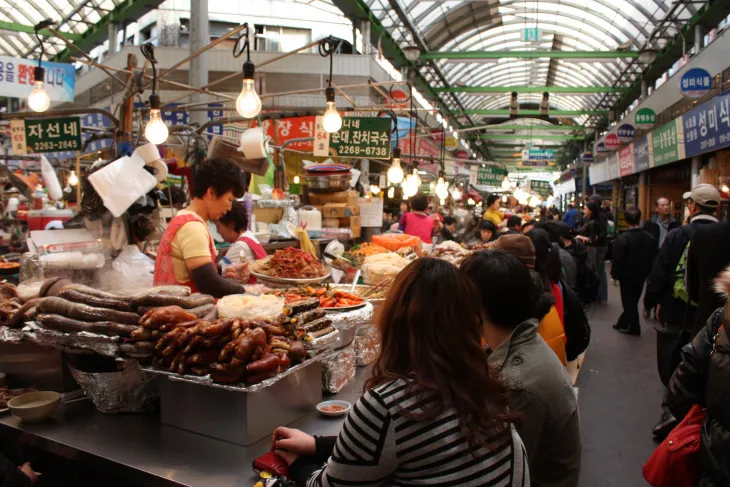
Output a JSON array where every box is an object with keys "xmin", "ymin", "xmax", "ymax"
[{"xmin": 0, "ymin": 368, "xmax": 370, "ymax": 487}]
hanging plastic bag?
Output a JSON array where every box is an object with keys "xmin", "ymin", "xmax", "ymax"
[
  {"xmin": 41, "ymin": 156, "xmax": 63, "ymax": 201},
  {"xmin": 102, "ymin": 245, "xmax": 155, "ymax": 291}
]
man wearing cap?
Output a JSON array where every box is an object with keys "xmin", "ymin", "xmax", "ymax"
[{"xmin": 644, "ymin": 183, "xmax": 721, "ymax": 441}]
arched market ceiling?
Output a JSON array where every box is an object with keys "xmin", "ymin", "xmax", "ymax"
[{"xmin": 365, "ymin": 0, "xmax": 702, "ymax": 135}]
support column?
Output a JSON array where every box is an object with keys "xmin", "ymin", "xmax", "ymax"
[
  {"xmin": 641, "ymin": 79, "xmax": 649, "ymax": 100},
  {"xmin": 352, "ymin": 19, "xmax": 358, "ymax": 53},
  {"xmin": 582, "ymin": 142, "xmax": 588, "ymax": 197},
  {"xmin": 108, "ymin": 22, "xmax": 119, "ymax": 55},
  {"xmin": 691, "ymin": 156, "xmax": 702, "ymax": 187},
  {"xmin": 361, "ymin": 20, "xmax": 371, "ymax": 55},
  {"xmin": 694, "ymin": 24, "xmax": 704, "ymax": 54},
  {"xmin": 189, "ymin": 0, "xmax": 210, "ymax": 126},
  {"xmin": 638, "ymin": 171, "xmax": 648, "ymax": 221}
]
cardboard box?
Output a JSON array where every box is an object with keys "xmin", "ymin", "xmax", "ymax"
[
  {"xmin": 338, "ymin": 215, "xmax": 361, "ymax": 239},
  {"xmin": 253, "ymin": 207, "xmax": 283, "ymax": 224},
  {"xmin": 309, "ymin": 191, "xmax": 359, "ymax": 207},
  {"xmin": 322, "ymin": 203, "xmax": 360, "ymax": 218}
]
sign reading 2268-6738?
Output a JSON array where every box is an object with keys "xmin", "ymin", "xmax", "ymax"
[
  {"xmin": 12, "ymin": 117, "xmax": 82, "ymax": 155},
  {"xmin": 313, "ymin": 116, "xmax": 391, "ymax": 159}
]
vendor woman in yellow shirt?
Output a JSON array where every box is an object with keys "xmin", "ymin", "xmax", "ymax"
[
  {"xmin": 154, "ymin": 158, "xmax": 249, "ymax": 297},
  {"xmin": 483, "ymin": 193, "xmax": 505, "ymax": 226}
]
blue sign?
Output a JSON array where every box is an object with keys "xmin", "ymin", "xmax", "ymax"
[
  {"xmin": 582, "ymin": 151, "xmax": 593, "ymax": 163},
  {"xmin": 617, "ymin": 123, "xmax": 636, "ymax": 142},
  {"xmin": 682, "ymin": 89, "xmax": 730, "ymax": 158},
  {"xmin": 633, "ymin": 136, "xmax": 651, "ymax": 172},
  {"xmin": 162, "ymin": 104, "xmax": 190, "ymax": 126},
  {"xmin": 596, "ymin": 142, "xmax": 608, "ymax": 154},
  {"xmin": 680, "ymin": 68, "xmax": 712, "ymax": 99},
  {"xmin": 207, "ymin": 103, "xmax": 224, "ymax": 139},
  {"xmin": 82, "ymin": 107, "xmax": 114, "ymax": 154},
  {"xmin": 522, "ymin": 148, "xmax": 554, "ymax": 161}
]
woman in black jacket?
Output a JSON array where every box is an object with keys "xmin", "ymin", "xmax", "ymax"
[
  {"xmin": 667, "ymin": 267, "xmax": 730, "ymax": 486},
  {"xmin": 575, "ymin": 197, "xmax": 609, "ymax": 303}
]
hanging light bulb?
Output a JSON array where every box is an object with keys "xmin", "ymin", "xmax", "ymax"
[
  {"xmin": 501, "ymin": 176, "xmax": 511, "ymax": 190},
  {"xmin": 387, "ymin": 147, "xmax": 405, "ymax": 184},
  {"xmin": 439, "ymin": 198, "xmax": 446, "ymax": 205},
  {"xmin": 293, "ymin": 175, "xmax": 300, "ymax": 184},
  {"xmin": 529, "ymin": 195, "xmax": 541, "ymax": 207},
  {"xmin": 28, "ymin": 67, "xmax": 50, "ymax": 112},
  {"xmin": 467, "ymin": 198, "xmax": 476, "ymax": 206},
  {"xmin": 236, "ymin": 60, "xmax": 262, "ymax": 118},
  {"xmin": 450, "ymin": 185, "xmax": 463, "ymax": 201},
  {"xmin": 501, "ymin": 194, "xmax": 508, "ymax": 202},
  {"xmin": 68, "ymin": 170, "xmax": 79, "ymax": 186},
  {"xmin": 410, "ymin": 168, "xmax": 421, "ymax": 188},
  {"xmin": 370, "ymin": 184, "xmax": 381, "ymax": 195},
  {"xmin": 322, "ymin": 87, "xmax": 342, "ymax": 133},
  {"xmin": 387, "ymin": 186, "xmax": 395, "ymax": 198},
  {"xmin": 434, "ymin": 176, "xmax": 449, "ymax": 200},
  {"xmin": 145, "ymin": 94, "xmax": 169, "ymax": 144}
]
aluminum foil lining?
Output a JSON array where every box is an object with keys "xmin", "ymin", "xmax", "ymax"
[
  {"xmin": 0, "ymin": 327, "xmax": 25, "ymax": 343},
  {"xmin": 329, "ymin": 302, "xmax": 374, "ymax": 331},
  {"xmin": 322, "ymin": 345, "xmax": 356, "ymax": 394},
  {"xmin": 70, "ymin": 360, "xmax": 159, "ymax": 414},
  {"xmin": 255, "ymin": 199, "xmax": 293, "ymax": 209},
  {"xmin": 354, "ymin": 325, "xmax": 380, "ymax": 367},
  {"xmin": 304, "ymin": 328, "xmax": 340, "ymax": 352},
  {"xmin": 19, "ymin": 253, "xmax": 42, "ymax": 282},
  {"xmin": 141, "ymin": 355, "xmax": 323, "ymax": 393},
  {"xmin": 22, "ymin": 322, "xmax": 121, "ymax": 357}
]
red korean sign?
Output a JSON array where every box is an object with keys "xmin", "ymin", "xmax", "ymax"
[
  {"xmin": 618, "ymin": 144, "xmax": 635, "ymax": 177},
  {"xmin": 605, "ymin": 133, "xmax": 620, "ymax": 150},
  {"xmin": 253, "ymin": 116, "xmax": 316, "ymax": 152}
]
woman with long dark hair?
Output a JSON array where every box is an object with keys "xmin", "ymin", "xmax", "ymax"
[
  {"xmin": 272, "ymin": 258, "xmax": 528, "ymax": 486},
  {"xmin": 575, "ymin": 197, "xmax": 609, "ymax": 304}
]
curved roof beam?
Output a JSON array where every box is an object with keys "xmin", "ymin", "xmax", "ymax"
[{"xmin": 452, "ymin": 58, "xmax": 615, "ymax": 87}]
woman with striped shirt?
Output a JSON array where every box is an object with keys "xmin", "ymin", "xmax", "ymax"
[{"xmin": 272, "ymin": 258, "xmax": 529, "ymax": 486}]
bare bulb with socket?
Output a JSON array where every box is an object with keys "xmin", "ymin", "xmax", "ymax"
[
  {"xmin": 68, "ymin": 171, "xmax": 79, "ymax": 186},
  {"xmin": 236, "ymin": 60, "xmax": 261, "ymax": 118},
  {"xmin": 387, "ymin": 150, "xmax": 405, "ymax": 184},
  {"xmin": 434, "ymin": 176, "xmax": 449, "ymax": 200},
  {"xmin": 293, "ymin": 175, "xmax": 300, "ymax": 184},
  {"xmin": 387, "ymin": 187, "xmax": 395, "ymax": 198},
  {"xmin": 145, "ymin": 109, "xmax": 169, "ymax": 144},
  {"xmin": 28, "ymin": 67, "xmax": 50, "ymax": 112},
  {"xmin": 322, "ymin": 87, "xmax": 342, "ymax": 133}
]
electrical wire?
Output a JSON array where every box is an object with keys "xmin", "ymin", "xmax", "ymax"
[
  {"xmin": 232, "ymin": 23, "xmax": 251, "ymax": 61},
  {"xmin": 318, "ymin": 36, "xmax": 341, "ymax": 87},
  {"xmin": 33, "ymin": 19, "xmax": 55, "ymax": 67},
  {"xmin": 140, "ymin": 42, "xmax": 158, "ymax": 94}
]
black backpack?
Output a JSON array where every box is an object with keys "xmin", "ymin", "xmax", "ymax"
[{"xmin": 562, "ymin": 282, "xmax": 591, "ymax": 361}]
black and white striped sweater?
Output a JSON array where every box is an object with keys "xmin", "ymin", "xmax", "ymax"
[{"xmin": 290, "ymin": 379, "xmax": 529, "ymax": 486}]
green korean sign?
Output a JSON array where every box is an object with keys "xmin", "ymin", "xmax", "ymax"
[
  {"xmin": 13, "ymin": 117, "xmax": 82, "ymax": 154},
  {"xmin": 529, "ymin": 179, "xmax": 552, "ymax": 196},
  {"xmin": 470, "ymin": 165, "xmax": 507, "ymax": 186},
  {"xmin": 313, "ymin": 116, "xmax": 392, "ymax": 159},
  {"xmin": 635, "ymin": 107, "xmax": 656, "ymax": 130},
  {"xmin": 651, "ymin": 119, "xmax": 684, "ymax": 167}
]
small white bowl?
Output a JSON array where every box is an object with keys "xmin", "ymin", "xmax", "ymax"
[
  {"xmin": 255, "ymin": 232, "xmax": 271, "ymax": 244},
  {"xmin": 316, "ymin": 400, "xmax": 351, "ymax": 417}
]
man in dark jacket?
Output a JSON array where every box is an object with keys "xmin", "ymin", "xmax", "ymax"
[
  {"xmin": 643, "ymin": 196, "xmax": 680, "ymax": 249},
  {"xmin": 503, "ymin": 215, "xmax": 523, "ymax": 235},
  {"xmin": 611, "ymin": 207, "xmax": 656, "ymax": 336},
  {"xmin": 644, "ymin": 184, "xmax": 721, "ymax": 440},
  {"xmin": 667, "ymin": 303, "xmax": 730, "ymax": 487},
  {"xmin": 686, "ymin": 219, "xmax": 730, "ymax": 336}
]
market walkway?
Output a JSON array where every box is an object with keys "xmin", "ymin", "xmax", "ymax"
[{"xmin": 577, "ymin": 279, "xmax": 663, "ymax": 487}]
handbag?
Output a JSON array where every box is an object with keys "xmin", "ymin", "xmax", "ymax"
[
  {"xmin": 252, "ymin": 451, "xmax": 291, "ymax": 479},
  {"xmin": 642, "ymin": 404, "xmax": 706, "ymax": 487}
]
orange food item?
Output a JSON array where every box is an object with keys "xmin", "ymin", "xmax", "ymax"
[
  {"xmin": 0, "ymin": 262, "xmax": 20, "ymax": 270},
  {"xmin": 371, "ymin": 234, "xmax": 421, "ymax": 252},
  {"xmin": 321, "ymin": 405, "xmax": 345, "ymax": 412}
]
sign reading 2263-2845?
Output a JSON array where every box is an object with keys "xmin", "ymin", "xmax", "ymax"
[{"xmin": 10, "ymin": 117, "xmax": 82, "ymax": 155}]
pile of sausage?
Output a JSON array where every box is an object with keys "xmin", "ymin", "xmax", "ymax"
[
  {"xmin": 127, "ymin": 305, "xmax": 308, "ymax": 385},
  {"xmin": 0, "ymin": 284, "xmax": 23, "ymax": 328},
  {"xmin": 17, "ymin": 285, "xmax": 217, "ymax": 342}
]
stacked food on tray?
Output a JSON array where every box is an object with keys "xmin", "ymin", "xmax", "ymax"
[
  {"xmin": 268, "ymin": 286, "xmax": 365, "ymax": 309},
  {"xmin": 130, "ymin": 296, "xmax": 334, "ymax": 386},
  {"xmin": 430, "ymin": 241, "xmax": 472, "ymax": 267},
  {"xmin": 251, "ymin": 247, "xmax": 329, "ymax": 282}
]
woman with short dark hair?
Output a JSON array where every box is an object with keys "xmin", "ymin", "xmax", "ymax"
[
  {"xmin": 461, "ymin": 250, "xmax": 582, "ymax": 487},
  {"xmin": 154, "ymin": 158, "xmax": 248, "ymax": 297},
  {"xmin": 215, "ymin": 200, "xmax": 266, "ymax": 266},
  {"xmin": 272, "ymin": 258, "xmax": 529, "ymax": 486}
]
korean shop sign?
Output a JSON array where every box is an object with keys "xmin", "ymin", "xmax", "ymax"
[
  {"xmin": 0, "ymin": 57, "xmax": 75, "ymax": 103},
  {"xmin": 635, "ymin": 108, "xmax": 656, "ymax": 130},
  {"xmin": 469, "ymin": 165, "xmax": 506, "ymax": 186},
  {"xmin": 596, "ymin": 142, "xmax": 608, "ymax": 154},
  {"xmin": 12, "ymin": 117, "xmax": 81, "ymax": 155},
  {"xmin": 617, "ymin": 124, "xmax": 636, "ymax": 143},
  {"xmin": 633, "ymin": 136, "xmax": 652, "ymax": 172},
  {"xmin": 522, "ymin": 148, "xmax": 554, "ymax": 161},
  {"xmin": 651, "ymin": 119, "xmax": 685, "ymax": 167},
  {"xmin": 618, "ymin": 144, "xmax": 635, "ymax": 177},
  {"xmin": 680, "ymin": 68, "xmax": 712, "ymax": 99},
  {"xmin": 605, "ymin": 133, "xmax": 620, "ymax": 150},
  {"xmin": 582, "ymin": 151, "xmax": 593, "ymax": 163},
  {"xmin": 529, "ymin": 179, "xmax": 552, "ymax": 196},
  {"xmin": 314, "ymin": 117, "xmax": 391, "ymax": 159},
  {"xmin": 682, "ymin": 89, "xmax": 730, "ymax": 158}
]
